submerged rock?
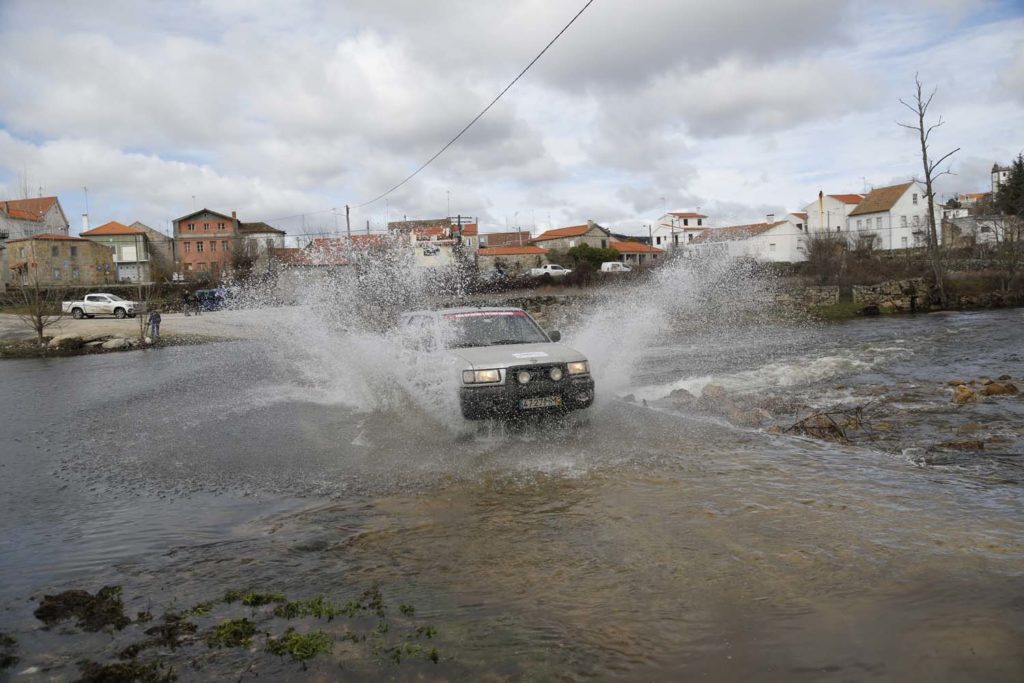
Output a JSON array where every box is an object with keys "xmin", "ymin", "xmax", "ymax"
[
  {"xmin": 701, "ymin": 384, "xmax": 728, "ymax": 403},
  {"xmin": 938, "ymin": 440, "xmax": 985, "ymax": 451},
  {"xmin": 34, "ymin": 586, "xmax": 131, "ymax": 631},
  {"xmin": 951, "ymin": 385, "xmax": 976, "ymax": 405}
]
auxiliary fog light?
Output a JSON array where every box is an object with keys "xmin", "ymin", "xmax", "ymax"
[
  {"xmin": 516, "ymin": 370, "xmax": 532, "ymax": 385},
  {"xmin": 463, "ymin": 369, "xmax": 501, "ymax": 384},
  {"xmin": 549, "ymin": 367, "xmax": 564, "ymax": 381},
  {"xmin": 567, "ymin": 361, "xmax": 590, "ymax": 375}
]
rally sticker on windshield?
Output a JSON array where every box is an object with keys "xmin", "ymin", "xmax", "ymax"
[
  {"xmin": 443, "ymin": 311, "xmax": 526, "ymax": 318},
  {"xmin": 513, "ymin": 352, "xmax": 548, "ymax": 358}
]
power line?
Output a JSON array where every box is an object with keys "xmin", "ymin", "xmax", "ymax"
[{"xmin": 354, "ymin": 0, "xmax": 596, "ymax": 209}]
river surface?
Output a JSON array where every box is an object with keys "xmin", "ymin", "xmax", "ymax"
[{"xmin": 1, "ymin": 307, "xmax": 1022, "ymax": 681}]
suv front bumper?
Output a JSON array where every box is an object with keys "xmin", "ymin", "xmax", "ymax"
[{"xmin": 459, "ymin": 375, "xmax": 595, "ymax": 419}]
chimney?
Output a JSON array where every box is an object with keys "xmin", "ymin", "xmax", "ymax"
[
  {"xmin": 587, "ymin": 219, "xmax": 596, "ymax": 229},
  {"xmin": 766, "ymin": 213, "xmax": 775, "ymax": 224},
  {"xmin": 231, "ymin": 210, "xmax": 237, "ymax": 220},
  {"xmin": 82, "ymin": 213, "xmax": 90, "ymax": 231}
]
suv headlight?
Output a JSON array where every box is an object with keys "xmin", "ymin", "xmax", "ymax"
[
  {"xmin": 462, "ymin": 369, "xmax": 502, "ymax": 384},
  {"xmin": 567, "ymin": 361, "xmax": 590, "ymax": 375}
]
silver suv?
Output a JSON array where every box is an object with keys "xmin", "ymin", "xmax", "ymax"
[{"xmin": 399, "ymin": 307, "xmax": 595, "ymax": 420}]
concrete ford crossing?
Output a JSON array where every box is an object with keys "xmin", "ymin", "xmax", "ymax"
[{"xmin": 399, "ymin": 307, "xmax": 595, "ymax": 419}]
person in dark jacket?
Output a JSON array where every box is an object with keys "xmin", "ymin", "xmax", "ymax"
[{"xmin": 148, "ymin": 308, "xmax": 162, "ymax": 340}]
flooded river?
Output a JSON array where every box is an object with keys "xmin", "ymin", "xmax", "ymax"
[{"xmin": 1, "ymin": 304, "xmax": 1022, "ymax": 681}]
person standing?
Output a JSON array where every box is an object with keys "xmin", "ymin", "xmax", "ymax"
[{"xmin": 148, "ymin": 308, "xmax": 162, "ymax": 340}]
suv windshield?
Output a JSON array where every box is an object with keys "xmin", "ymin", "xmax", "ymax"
[{"xmin": 443, "ymin": 311, "xmax": 549, "ymax": 348}]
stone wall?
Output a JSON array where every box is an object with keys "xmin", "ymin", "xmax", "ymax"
[
  {"xmin": 774, "ymin": 285, "xmax": 839, "ymax": 308},
  {"xmin": 852, "ymin": 278, "xmax": 928, "ymax": 313}
]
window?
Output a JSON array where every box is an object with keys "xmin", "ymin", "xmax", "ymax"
[
  {"xmin": 568, "ymin": 239, "xmax": 576, "ymax": 247},
  {"xmin": 53, "ymin": 269, "xmax": 62, "ymax": 280},
  {"xmin": 203, "ymin": 223, "xmax": 210, "ymax": 231},
  {"xmin": 51, "ymin": 245, "xmax": 59, "ymax": 256},
  {"xmin": 266, "ymin": 238, "xmax": 274, "ymax": 249},
  {"xmin": 912, "ymin": 193, "xmax": 918, "ymax": 205},
  {"xmin": 197, "ymin": 241, "xmax": 204, "ymax": 252},
  {"xmin": 913, "ymin": 215, "xmax": 920, "ymax": 226},
  {"xmin": 901, "ymin": 236, "xmax": 908, "ymax": 248},
  {"xmin": 188, "ymin": 222, "xmax": 195, "ymax": 231},
  {"xmin": 184, "ymin": 241, "xmax": 192, "ymax": 253},
  {"xmin": 198, "ymin": 262, "xmax": 208, "ymax": 272},
  {"xmin": 697, "ymin": 219, "xmax": 703, "ymax": 226},
  {"xmin": 857, "ymin": 219, "xmax": 863, "ymax": 230},
  {"xmin": 218, "ymin": 222, "xmax": 225, "ymax": 230},
  {"xmin": 600, "ymin": 239, "xmax": 607, "ymax": 248},
  {"xmin": 656, "ymin": 236, "xmax": 662, "ymax": 245},
  {"xmin": 687, "ymin": 234, "xmax": 693, "ymax": 242},
  {"xmin": 876, "ymin": 217, "xmax": 882, "ymax": 229},
  {"xmin": 901, "ymin": 215, "xmax": 907, "ymax": 227},
  {"xmin": 768, "ymin": 243, "xmax": 776, "ymax": 253},
  {"xmin": 18, "ymin": 247, "xmax": 24, "ymax": 257},
  {"xmin": 184, "ymin": 263, "xmax": 192, "ymax": 272},
  {"xmin": 72, "ymin": 269, "xmax": 80, "ymax": 280},
  {"xmin": 210, "ymin": 241, "xmax": 216, "ymax": 252},
  {"xmin": 683, "ymin": 219, "xmax": 689, "ymax": 226},
  {"xmin": 221, "ymin": 240, "xmax": 228, "ymax": 251},
  {"xmin": 70, "ymin": 246, "xmax": 78, "ymax": 258}
]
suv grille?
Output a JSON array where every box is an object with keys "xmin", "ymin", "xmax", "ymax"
[{"xmin": 507, "ymin": 363, "xmax": 565, "ymax": 386}]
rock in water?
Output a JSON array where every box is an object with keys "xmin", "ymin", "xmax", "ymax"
[
  {"xmin": 952, "ymin": 384, "xmax": 976, "ymax": 405},
  {"xmin": 983, "ymin": 382, "xmax": 1019, "ymax": 396},
  {"xmin": 101, "ymin": 338, "xmax": 129, "ymax": 350},
  {"xmin": 701, "ymin": 384, "xmax": 728, "ymax": 402}
]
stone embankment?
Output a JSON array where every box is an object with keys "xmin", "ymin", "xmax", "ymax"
[{"xmin": 853, "ymin": 278, "xmax": 928, "ymax": 314}]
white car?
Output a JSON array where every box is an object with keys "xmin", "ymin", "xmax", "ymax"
[
  {"xmin": 529, "ymin": 264, "xmax": 572, "ymax": 277},
  {"xmin": 600, "ymin": 262, "xmax": 632, "ymax": 273},
  {"xmin": 399, "ymin": 307, "xmax": 595, "ymax": 420},
  {"xmin": 62, "ymin": 293, "xmax": 139, "ymax": 319}
]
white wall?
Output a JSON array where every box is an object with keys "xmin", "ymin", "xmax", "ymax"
[
  {"xmin": 804, "ymin": 196, "xmax": 859, "ymax": 236},
  {"xmin": 846, "ymin": 183, "xmax": 939, "ymax": 250}
]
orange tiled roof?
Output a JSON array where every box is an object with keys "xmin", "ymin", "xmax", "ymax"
[
  {"xmin": 81, "ymin": 221, "xmax": 144, "ymax": 236},
  {"xmin": 6, "ymin": 232, "xmax": 85, "ymax": 242},
  {"xmin": 1, "ymin": 196, "xmax": 58, "ymax": 221},
  {"xmin": 848, "ymin": 182, "xmax": 915, "ymax": 216},
  {"xmin": 479, "ymin": 245, "xmax": 547, "ymax": 256},
  {"xmin": 693, "ymin": 221, "xmax": 786, "ymax": 243},
  {"xmin": 791, "ymin": 212, "xmax": 808, "ymax": 219},
  {"xmin": 828, "ymin": 194, "xmax": 865, "ymax": 204},
  {"xmin": 531, "ymin": 225, "xmax": 592, "ymax": 241},
  {"xmin": 609, "ymin": 238, "xmax": 664, "ymax": 254}
]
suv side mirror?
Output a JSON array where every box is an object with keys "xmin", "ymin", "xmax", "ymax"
[{"xmin": 548, "ymin": 330, "xmax": 561, "ymax": 342}]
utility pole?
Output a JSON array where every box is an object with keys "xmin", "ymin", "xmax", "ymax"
[
  {"xmin": 446, "ymin": 190, "xmax": 451, "ymax": 219},
  {"xmin": 647, "ymin": 223, "xmax": 652, "ymax": 245},
  {"xmin": 345, "ymin": 204, "xmax": 352, "ymax": 240},
  {"xmin": 366, "ymin": 219, "xmax": 370, "ymax": 235}
]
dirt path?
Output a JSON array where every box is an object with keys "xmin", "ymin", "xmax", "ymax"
[{"xmin": 0, "ymin": 307, "xmax": 305, "ymax": 342}]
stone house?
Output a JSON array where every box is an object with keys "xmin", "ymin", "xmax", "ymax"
[
  {"xmin": 531, "ymin": 220, "xmax": 612, "ymax": 251},
  {"xmin": 6, "ymin": 234, "xmax": 115, "ymax": 287},
  {"xmin": 478, "ymin": 231, "xmax": 531, "ymax": 248},
  {"xmin": 847, "ymin": 181, "xmax": 939, "ymax": 251},
  {"xmin": 477, "ymin": 245, "xmax": 548, "ymax": 275}
]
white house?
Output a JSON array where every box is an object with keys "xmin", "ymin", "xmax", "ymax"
[
  {"xmin": 803, "ymin": 193, "xmax": 865, "ymax": 236},
  {"xmin": 992, "ymin": 163, "xmax": 1011, "ymax": 193},
  {"xmin": 0, "ymin": 196, "xmax": 70, "ymax": 241},
  {"xmin": 688, "ymin": 213, "xmax": 806, "ymax": 263},
  {"xmin": 846, "ymin": 181, "xmax": 939, "ymax": 250},
  {"xmin": 651, "ymin": 211, "xmax": 709, "ymax": 252}
]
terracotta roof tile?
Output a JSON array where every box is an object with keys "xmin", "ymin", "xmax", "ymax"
[
  {"xmin": 6, "ymin": 232, "xmax": 85, "ymax": 242},
  {"xmin": 828, "ymin": 193, "xmax": 865, "ymax": 204},
  {"xmin": 531, "ymin": 225, "xmax": 590, "ymax": 241},
  {"xmin": 848, "ymin": 182, "xmax": 915, "ymax": 216},
  {"xmin": 1, "ymin": 196, "xmax": 58, "ymax": 221},
  {"xmin": 479, "ymin": 245, "xmax": 547, "ymax": 256},
  {"xmin": 81, "ymin": 221, "xmax": 144, "ymax": 236},
  {"xmin": 609, "ymin": 238, "xmax": 664, "ymax": 254}
]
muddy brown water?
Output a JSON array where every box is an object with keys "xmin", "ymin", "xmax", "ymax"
[{"xmin": 0, "ymin": 308, "xmax": 1022, "ymax": 681}]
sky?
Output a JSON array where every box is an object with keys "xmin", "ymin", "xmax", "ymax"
[{"xmin": 1, "ymin": 0, "xmax": 1022, "ymax": 240}]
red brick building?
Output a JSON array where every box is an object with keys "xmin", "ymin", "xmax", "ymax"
[{"xmin": 172, "ymin": 208, "xmax": 240, "ymax": 280}]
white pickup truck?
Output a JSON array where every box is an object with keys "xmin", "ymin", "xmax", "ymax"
[
  {"xmin": 62, "ymin": 293, "xmax": 139, "ymax": 319},
  {"xmin": 529, "ymin": 264, "xmax": 572, "ymax": 277}
]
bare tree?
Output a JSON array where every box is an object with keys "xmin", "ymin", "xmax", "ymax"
[
  {"xmin": 898, "ymin": 74, "xmax": 959, "ymax": 307},
  {"xmin": 13, "ymin": 242, "xmax": 66, "ymax": 345}
]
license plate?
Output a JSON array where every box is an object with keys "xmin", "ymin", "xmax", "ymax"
[{"xmin": 519, "ymin": 396, "xmax": 562, "ymax": 409}]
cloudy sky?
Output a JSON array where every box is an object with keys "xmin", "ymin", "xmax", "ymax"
[{"xmin": 1, "ymin": 0, "xmax": 1022, "ymax": 239}]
